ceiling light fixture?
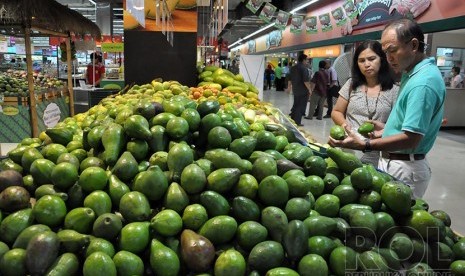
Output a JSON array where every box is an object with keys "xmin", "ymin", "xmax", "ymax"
[
  {"xmin": 228, "ymin": 0, "xmax": 320, "ymax": 49},
  {"xmin": 290, "ymin": 0, "xmax": 319, "ymax": 14},
  {"xmin": 228, "ymin": 38, "xmax": 243, "ymax": 49},
  {"xmin": 228, "ymin": 23, "xmax": 274, "ymax": 49}
]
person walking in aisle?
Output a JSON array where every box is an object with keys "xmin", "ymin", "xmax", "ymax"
[
  {"xmin": 325, "ymin": 59, "xmax": 339, "ymax": 118},
  {"xmin": 264, "ymin": 64, "xmax": 274, "ymax": 90},
  {"xmin": 229, "ymin": 59, "xmax": 239, "ymax": 74},
  {"xmin": 329, "ymin": 19, "xmax": 446, "ymax": 198},
  {"xmin": 275, "ymin": 63, "xmax": 284, "ymax": 91},
  {"xmin": 331, "ymin": 40, "xmax": 399, "ymax": 166},
  {"xmin": 287, "ymin": 54, "xmax": 312, "ymax": 126},
  {"xmin": 282, "ymin": 61, "xmax": 290, "ymax": 89},
  {"xmin": 305, "ymin": 60, "xmax": 329, "ymax": 120}
]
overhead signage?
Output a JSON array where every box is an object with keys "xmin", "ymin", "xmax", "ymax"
[
  {"xmin": 275, "ymin": 10, "xmax": 290, "ymax": 30},
  {"xmin": 305, "ymin": 45, "xmax": 341, "ymax": 58},
  {"xmin": 15, "ymin": 44, "xmax": 26, "ymax": 55},
  {"xmin": 0, "ymin": 36, "xmax": 7, "ymax": 52},
  {"xmin": 353, "ymin": 0, "xmax": 404, "ymax": 29},
  {"xmin": 246, "ymin": 0, "xmax": 264, "ymax": 14},
  {"xmin": 32, "ymin": 37, "xmax": 50, "ymax": 46},
  {"xmin": 290, "ymin": 15, "xmax": 304, "ymax": 34},
  {"xmin": 101, "ymin": 42, "xmax": 124, "ymax": 52},
  {"xmin": 259, "ymin": 3, "xmax": 277, "ymax": 24}
]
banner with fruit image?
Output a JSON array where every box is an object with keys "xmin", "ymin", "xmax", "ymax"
[
  {"xmin": 319, "ymin": 13, "xmax": 333, "ymax": 32},
  {"xmin": 305, "ymin": 16, "xmax": 318, "ymax": 34},
  {"xmin": 246, "ymin": 0, "xmax": 264, "ymax": 14},
  {"xmin": 124, "ymin": 0, "xmax": 197, "ymax": 32},
  {"xmin": 275, "ymin": 10, "xmax": 290, "ymax": 31},
  {"xmin": 259, "ymin": 3, "xmax": 277, "ymax": 24},
  {"xmin": 290, "ymin": 15, "xmax": 304, "ymax": 34},
  {"xmin": 331, "ymin": 6, "xmax": 347, "ymax": 27},
  {"xmin": 343, "ymin": 0, "xmax": 358, "ymax": 20}
]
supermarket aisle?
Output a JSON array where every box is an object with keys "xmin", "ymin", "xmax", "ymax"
[{"xmin": 263, "ymin": 88, "xmax": 465, "ymax": 235}]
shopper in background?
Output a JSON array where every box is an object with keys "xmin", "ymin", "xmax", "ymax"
[
  {"xmin": 86, "ymin": 52, "xmax": 105, "ymax": 88},
  {"xmin": 325, "ymin": 59, "xmax": 339, "ymax": 118},
  {"xmin": 331, "ymin": 40, "xmax": 399, "ymax": 166},
  {"xmin": 329, "ymin": 19, "xmax": 446, "ymax": 198},
  {"xmin": 229, "ymin": 59, "xmax": 239, "ymax": 74},
  {"xmin": 450, "ymin": 66, "xmax": 463, "ymax": 88},
  {"xmin": 287, "ymin": 54, "xmax": 312, "ymax": 126},
  {"xmin": 274, "ymin": 62, "xmax": 284, "ymax": 91},
  {"xmin": 306, "ymin": 58, "xmax": 314, "ymax": 79},
  {"xmin": 264, "ymin": 64, "xmax": 274, "ymax": 90},
  {"xmin": 305, "ymin": 60, "xmax": 329, "ymax": 121},
  {"xmin": 9, "ymin": 58, "xmax": 16, "ymax": 69},
  {"xmin": 282, "ymin": 61, "xmax": 290, "ymax": 89},
  {"xmin": 20, "ymin": 58, "xmax": 27, "ymax": 70}
]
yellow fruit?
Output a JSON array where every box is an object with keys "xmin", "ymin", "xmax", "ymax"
[
  {"xmin": 176, "ymin": 0, "xmax": 196, "ymax": 9},
  {"xmin": 124, "ymin": 10, "xmax": 140, "ymax": 30},
  {"xmin": 39, "ymin": 131, "xmax": 49, "ymax": 141}
]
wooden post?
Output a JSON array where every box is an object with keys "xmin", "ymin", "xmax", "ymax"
[
  {"xmin": 25, "ymin": 27, "xmax": 39, "ymax": 138},
  {"xmin": 66, "ymin": 37, "xmax": 75, "ymax": 116}
]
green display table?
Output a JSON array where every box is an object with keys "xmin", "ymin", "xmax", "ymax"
[{"xmin": 100, "ymin": 79, "xmax": 125, "ymax": 89}]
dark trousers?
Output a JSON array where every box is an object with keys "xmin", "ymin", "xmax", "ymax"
[
  {"xmin": 326, "ymin": 85, "xmax": 340, "ymax": 116},
  {"xmin": 265, "ymin": 77, "xmax": 272, "ymax": 90},
  {"xmin": 275, "ymin": 78, "xmax": 284, "ymax": 91},
  {"xmin": 291, "ymin": 93, "xmax": 309, "ymax": 125},
  {"xmin": 326, "ymin": 96, "xmax": 334, "ymax": 116}
]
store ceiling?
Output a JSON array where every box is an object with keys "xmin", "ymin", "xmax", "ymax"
[
  {"xmin": 218, "ymin": 0, "xmax": 300, "ymax": 46},
  {"xmin": 56, "ymin": 0, "xmax": 304, "ymax": 46},
  {"xmin": 56, "ymin": 0, "xmax": 123, "ymax": 35}
]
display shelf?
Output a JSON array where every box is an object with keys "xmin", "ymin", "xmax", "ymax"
[{"xmin": 72, "ymin": 87, "xmax": 120, "ymax": 112}]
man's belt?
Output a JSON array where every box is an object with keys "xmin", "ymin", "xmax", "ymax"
[{"xmin": 381, "ymin": 152, "xmax": 425, "ymax": 161}]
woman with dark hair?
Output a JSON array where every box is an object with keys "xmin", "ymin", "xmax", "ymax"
[
  {"xmin": 331, "ymin": 40, "xmax": 399, "ymax": 165},
  {"xmin": 450, "ymin": 66, "xmax": 463, "ymax": 88},
  {"xmin": 264, "ymin": 64, "xmax": 274, "ymax": 90}
]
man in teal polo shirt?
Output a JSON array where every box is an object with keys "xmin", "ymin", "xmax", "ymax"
[{"xmin": 329, "ymin": 19, "xmax": 446, "ymax": 198}]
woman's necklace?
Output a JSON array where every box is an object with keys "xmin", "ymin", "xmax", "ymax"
[{"xmin": 365, "ymin": 85, "xmax": 381, "ymax": 120}]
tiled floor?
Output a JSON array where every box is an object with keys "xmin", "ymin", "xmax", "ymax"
[
  {"xmin": 1, "ymin": 90, "xmax": 464, "ymax": 235},
  {"xmin": 264, "ymin": 88, "xmax": 465, "ymax": 235}
]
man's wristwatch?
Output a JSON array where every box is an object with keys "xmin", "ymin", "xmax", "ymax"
[{"xmin": 363, "ymin": 139, "xmax": 372, "ymax": 153}]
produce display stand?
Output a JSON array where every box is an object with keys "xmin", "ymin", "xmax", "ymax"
[
  {"xmin": 100, "ymin": 79, "xmax": 125, "ymax": 89},
  {"xmin": 1, "ymin": 76, "xmax": 464, "ymax": 275},
  {"xmin": 0, "ymin": 0, "xmax": 100, "ymax": 138},
  {"xmin": 0, "ymin": 88, "xmax": 70, "ymax": 142},
  {"xmin": 73, "ymin": 86, "xmax": 120, "ymax": 114}
]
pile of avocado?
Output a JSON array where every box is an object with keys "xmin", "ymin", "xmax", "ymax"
[
  {"xmin": 0, "ymin": 78, "xmax": 463, "ymax": 276},
  {"xmin": 0, "ymin": 74, "xmax": 30, "ymax": 97},
  {"xmin": 0, "ymin": 71, "xmax": 65, "ymax": 98}
]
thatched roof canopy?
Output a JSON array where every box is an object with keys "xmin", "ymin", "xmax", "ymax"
[{"xmin": 0, "ymin": 0, "xmax": 101, "ymax": 37}]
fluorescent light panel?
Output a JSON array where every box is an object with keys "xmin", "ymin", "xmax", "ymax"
[
  {"xmin": 290, "ymin": 0, "xmax": 319, "ymax": 14},
  {"xmin": 242, "ymin": 23, "xmax": 274, "ymax": 40}
]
